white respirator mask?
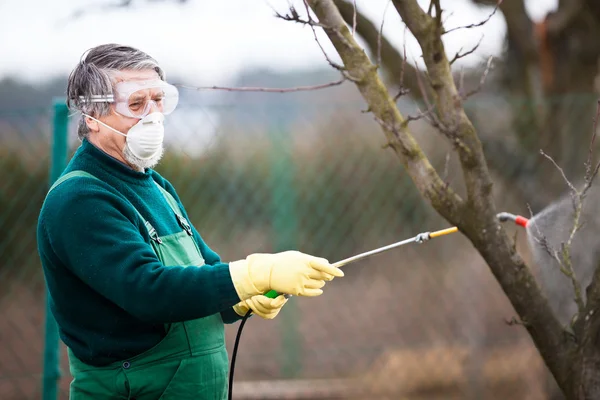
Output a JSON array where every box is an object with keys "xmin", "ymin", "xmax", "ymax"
[{"xmin": 83, "ymin": 112, "xmax": 165, "ymax": 160}]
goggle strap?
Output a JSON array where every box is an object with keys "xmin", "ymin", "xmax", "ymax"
[
  {"xmin": 81, "ymin": 113, "xmax": 127, "ymax": 138},
  {"xmin": 78, "ymin": 95, "xmax": 115, "ymax": 103}
]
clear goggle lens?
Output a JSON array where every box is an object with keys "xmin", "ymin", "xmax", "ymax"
[{"xmin": 113, "ymin": 79, "xmax": 179, "ymax": 118}]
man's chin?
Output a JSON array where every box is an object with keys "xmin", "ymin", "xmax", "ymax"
[{"xmin": 123, "ymin": 146, "xmax": 164, "ymax": 171}]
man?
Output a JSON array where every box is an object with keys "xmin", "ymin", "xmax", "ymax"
[{"xmin": 36, "ymin": 44, "xmax": 344, "ymax": 400}]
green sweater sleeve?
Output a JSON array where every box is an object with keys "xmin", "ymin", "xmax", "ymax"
[{"xmin": 40, "ymin": 178, "xmax": 242, "ymax": 324}]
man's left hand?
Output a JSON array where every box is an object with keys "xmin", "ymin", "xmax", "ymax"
[{"xmin": 233, "ymin": 294, "xmax": 288, "ymax": 319}]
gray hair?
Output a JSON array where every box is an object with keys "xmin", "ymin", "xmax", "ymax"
[{"xmin": 67, "ymin": 44, "xmax": 165, "ymax": 139}]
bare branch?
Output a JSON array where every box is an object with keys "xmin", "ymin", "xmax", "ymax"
[
  {"xmin": 174, "ymin": 79, "xmax": 346, "ymax": 93},
  {"xmin": 444, "ymin": 0, "xmax": 503, "ymax": 35},
  {"xmin": 449, "ymin": 35, "xmax": 484, "ymax": 65}
]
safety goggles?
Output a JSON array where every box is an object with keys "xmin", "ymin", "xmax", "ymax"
[{"xmin": 81, "ymin": 79, "xmax": 179, "ymax": 119}]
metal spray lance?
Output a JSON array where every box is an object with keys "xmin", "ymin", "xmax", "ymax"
[{"xmin": 263, "ymin": 226, "xmax": 459, "ymax": 299}]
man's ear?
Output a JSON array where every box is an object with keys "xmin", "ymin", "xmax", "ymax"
[{"xmin": 84, "ymin": 115, "xmax": 99, "ymax": 132}]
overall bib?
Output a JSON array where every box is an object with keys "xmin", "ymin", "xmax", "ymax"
[{"xmin": 47, "ymin": 171, "xmax": 229, "ymax": 400}]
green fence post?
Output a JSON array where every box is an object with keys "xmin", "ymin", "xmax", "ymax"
[
  {"xmin": 269, "ymin": 122, "xmax": 301, "ymax": 378},
  {"xmin": 43, "ymin": 98, "xmax": 69, "ymax": 400}
]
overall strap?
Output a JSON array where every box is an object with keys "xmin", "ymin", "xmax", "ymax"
[
  {"xmin": 152, "ymin": 181, "xmax": 193, "ymax": 236},
  {"xmin": 48, "ymin": 170, "xmax": 98, "ymax": 194},
  {"xmin": 47, "ymin": 170, "xmax": 161, "ymax": 243}
]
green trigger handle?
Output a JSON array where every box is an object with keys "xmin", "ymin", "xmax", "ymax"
[{"xmin": 265, "ymin": 290, "xmax": 291, "ymax": 299}]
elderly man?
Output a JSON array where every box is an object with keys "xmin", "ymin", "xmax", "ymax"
[{"xmin": 36, "ymin": 44, "xmax": 343, "ymax": 400}]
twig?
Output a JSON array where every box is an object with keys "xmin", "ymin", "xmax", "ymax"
[
  {"xmin": 377, "ymin": 0, "xmax": 392, "ymax": 68},
  {"xmin": 584, "ymin": 158, "xmax": 600, "ymax": 197},
  {"xmin": 414, "ymin": 60, "xmax": 433, "ymax": 110},
  {"xmin": 402, "ymin": 104, "xmax": 437, "ymax": 128},
  {"xmin": 411, "ymin": 59, "xmax": 459, "ymax": 137},
  {"xmin": 443, "ymin": 152, "xmax": 451, "ymax": 185},
  {"xmin": 462, "ymin": 56, "xmax": 495, "ymax": 99},
  {"xmin": 174, "ymin": 79, "xmax": 346, "ymax": 93},
  {"xmin": 458, "ymin": 67, "xmax": 466, "ymax": 97},
  {"xmin": 583, "ymin": 99, "xmax": 600, "ymax": 188},
  {"xmin": 442, "ymin": 11, "xmax": 455, "ymax": 25},
  {"xmin": 560, "ymin": 242, "xmax": 585, "ymax": 314},
  {"xmin": 449, "ymin": 35, "xmax": 484, "ymax": 65},
  {"xmin": 298, "ymin": 0, "xmax": 345, "ymax": 71},
  {"xmin": 433, "ymin": 0, "xmax": 442, "ymax": 26},
  {"xmin": 540, "ymin": 149, "xmax": 577, "ymax": 194},
  {"xmin": 374, "ymin": 116, "xmax": 403, "ymax": 150},
  {"xmin": 444, "ymin": 0, "xmax": 503, "ymax": 35},
  {"xmin": 392, "ymin": 26, "xmax": 411, "ymax": 101},
  {"xmin": 275, "ymin": 5, "xmax": 326, "ymax": 28},
  {"xmin": 352, "ymin": 0, "xmax": 357, "ymax": 36},
  {"xmin": 427, "ymin": 0, "xmax": 434, "ymax": 16},
  {"xmin": 526, "ymin": 203, "xmax": 555, "ymax": 259}
]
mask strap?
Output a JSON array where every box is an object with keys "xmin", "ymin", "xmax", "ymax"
[{"xmin": 82, "ymin": 113, "xmax": 127, "ymax": 138}]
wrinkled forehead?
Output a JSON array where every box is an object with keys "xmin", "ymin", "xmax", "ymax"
[
  {"xmin": 113, "ymin": 69, "xmax": 160, "ymax": 83},
  {"xmin": 111, "ymin": 69, "xmax": 165, "ymax": 99}
]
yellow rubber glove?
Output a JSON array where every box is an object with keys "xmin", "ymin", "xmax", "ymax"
[
  {"xmin": 233, "ymin": 294, "xmax": 288, "ymax": 319},
  {"xmin": 229, "ymin": 250, "xmax": 344, "ymax": 300}
]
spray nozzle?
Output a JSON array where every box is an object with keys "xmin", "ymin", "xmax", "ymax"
[{"xmin": 497, "ymin": 212, "xmax": 529, "ymax": 228}]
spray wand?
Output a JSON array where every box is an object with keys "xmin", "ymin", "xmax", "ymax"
[{"xmin": 228, "ymin": 226, "xmax": 459, "ymax": 399}]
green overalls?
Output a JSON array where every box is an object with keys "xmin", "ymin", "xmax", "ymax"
[{"xmin": 47, "ymin": 171, "xmax": 229, "ymax": 400}]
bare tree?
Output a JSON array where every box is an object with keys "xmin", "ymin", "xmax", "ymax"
[{"xmin": 281, "ymin": 1, "xmax": 600, "ymax": 398}]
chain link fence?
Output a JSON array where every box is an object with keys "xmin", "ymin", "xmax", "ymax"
[{"xmin": 2, "ymin": 91, "xmax": 598, "ymax": 399}]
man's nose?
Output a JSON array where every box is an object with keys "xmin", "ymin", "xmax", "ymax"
[{"xmin": 148, "ymin": 101, "xmax": 161, "ymax": 114}]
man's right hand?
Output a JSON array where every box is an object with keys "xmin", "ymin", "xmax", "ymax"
[{"xmin": 229, "ymin": 250, "xmax": 344, "ymax": 299}]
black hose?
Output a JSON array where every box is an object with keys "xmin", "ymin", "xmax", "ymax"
[{"xmin": 228, "ymin": 309, "xmax": 252, "ymax": 400}]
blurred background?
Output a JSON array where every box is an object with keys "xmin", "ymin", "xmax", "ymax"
[{"xmin": 1, "ymin": 0, "xmax": 599, "ymax": 399}]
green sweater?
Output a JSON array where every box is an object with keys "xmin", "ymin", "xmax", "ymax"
[{"xmin": 37, "ymin": 139, "xmax": 244, "ymax": 366}]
